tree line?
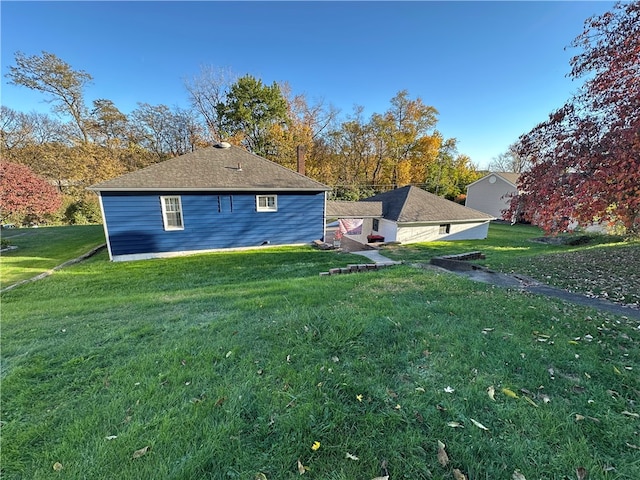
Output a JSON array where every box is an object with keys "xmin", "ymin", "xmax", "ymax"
[
  {"xmin": 0, "ymin": 54, "xmax": 480, "ymax": 226},
  {"xmin": 3, "ymin": 1, "xmax": 637, "ymax": 236}
]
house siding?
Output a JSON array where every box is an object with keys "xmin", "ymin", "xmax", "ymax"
[
  {"xmin": 465, "ymin": 175, "xmax": 517, "ymax": 219},
  {"xmin": 100, "ymin": 191, "xmax": 326, "ymax": 258},
  {"xmin": 396, "ymin": 221, "xmax": 490, "ymax": 243}
]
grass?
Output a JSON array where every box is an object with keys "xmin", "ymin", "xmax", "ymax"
[
  {"xmin": 381, "ymin": 222, "xmax": 640, "ymax": 308},
  {"xmin": 0, "ymin": 225, "xmax": 106, "ymax": 287},
  {"xmin": 1, "ymin": 225, "xmax": 639, "ymax": 479}
]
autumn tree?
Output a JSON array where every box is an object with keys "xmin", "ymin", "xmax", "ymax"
[
  {"xmin": 427, "ymin": 137, "xmax": 482, "ymax": 200},
  {"xmin": 510, "ymin": 1, "xmax": 640, "ymax": 235},
  {"xmin": 0, "ymin": 161, "xmax": 62, "ymax": 224},
  {"xmin": 6, "ymin": 51, "xmax": 93, "ymax": 143},
  {"xmin": 266, "ymin": 83, "xmax": 341, "ymax": 176},
  {"xmin": 371, "ymin": 90, "xmax": 440, "ymax": 187},
  {"xmin": 88, "ymin": 99, "xmax": 130, "ymax": 149}
]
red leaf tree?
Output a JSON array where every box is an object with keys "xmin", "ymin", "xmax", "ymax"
[
  {"xmin": 0, "ymin": 161, "xmax": 62, "ymax": 224},
  {"xmin": 508, "ymin": 1, "xmax": 640, "ymax": 236}
]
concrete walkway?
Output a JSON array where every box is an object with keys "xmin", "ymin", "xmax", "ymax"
[
  {"xmin": 348, "ymin": 249, "xmax": 401, "ymax": 266},
  {"xmin": 434, "ymin": 261, "xmax": 640, "ymax": 320}
]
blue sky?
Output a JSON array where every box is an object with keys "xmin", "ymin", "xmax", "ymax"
[{"xmin": 1, "ymin": 1, "xmax": 617, "ymax": 169}]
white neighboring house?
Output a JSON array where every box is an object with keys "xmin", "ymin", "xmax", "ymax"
[
  {"xmin": 327, "ymin": 185, "xmax": 495, "ymax": 245},
  {"xmin": 465, "ymin": 172, "xmax": 520, "ymax": 220}
]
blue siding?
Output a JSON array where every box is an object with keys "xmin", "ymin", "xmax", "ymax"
[{"xmin": 101, "ymin": 191, "xmax": 326, "ymax": 257}]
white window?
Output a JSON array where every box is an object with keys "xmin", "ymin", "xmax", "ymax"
[
  {"xmin": 256, "ymin": 195, "xmax": 277, "ymax": 212},
  {"xmin": 161, "ymin": 196, "xmax": 184, "ymax": 230}
]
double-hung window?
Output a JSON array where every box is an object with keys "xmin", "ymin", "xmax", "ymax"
[
  {"xmin": 161, "ymin": 196, "xmax": 184, "ymax": 230},
  {"xmin": 256, "ymin": 195, "xmax": 277, "ymax": 212}
]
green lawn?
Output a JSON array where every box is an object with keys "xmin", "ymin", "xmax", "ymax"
[
  {"xmin": 1, "ymin": 225, "xmax": 639, "ymax": 479},
  {"xmin": 0, "ymin": 225, "xmax": 106, "ymax": 287},
  {"xmin": 382, "ymin": 223, "xmax": 640, "ymax": 308}
]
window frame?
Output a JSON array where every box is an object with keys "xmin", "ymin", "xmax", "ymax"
[
  {"xmin": 256, "ymin": 194, "xmax": 278, "ymax": 212},
  {"xmin": 372, "ymin": 218, "xmax": 380, "ymax": 232},
  {"xmin": 439, "ymin": 223, "xmax": 451, "ymax": 234},
  {"xmin": 161, "ymin": 195, "xmax": 184, "ymax": 231}
]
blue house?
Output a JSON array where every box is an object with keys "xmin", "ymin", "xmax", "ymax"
[{"xmin": 89, "ymin": 143, "xmax": 330, "ymax": 261}]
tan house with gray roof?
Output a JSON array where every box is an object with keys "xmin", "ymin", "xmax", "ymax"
[{"xmin": 465, "ymin": 172, "xmax": 521, "ymax": 220}]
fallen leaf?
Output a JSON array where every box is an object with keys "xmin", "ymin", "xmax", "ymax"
[
  {"xmin": 371, "ymin": 477, "xmax": 389, "ymax": 480},
  {"xmin": 345, "ymin": 452, "xmax": 359, "ymax": 461},
  {"xmin": 356, "ymin": 394, "xmax": 363, "ymax": 402},
  {"xmin": 522, "ymin": 396, "xmax": 539, "ymax": 408},
  {"xmin": 621, "ymin": 410, "xmax": 639, "ymax": 418},
  {"xmin": 311, "ymin": 441, "xmax": 320, "ymax": 451},
  {"xmin": 444, "ymin": 386, "xmax": 455, "ymax": 393},
  {"xmin": 132, "ymin": 445, "xmax": 150, "ymax": 459},
  {"xmin": 576, "ymin": 466, "xmax": 587, "ymax": 480},
  {"xmin": 105, "ymin": 435, "xmax": 117, "ymax": 440},
  {"xmin": 53, "ymin": 462, "xmax": 63, "ymax": 471},
  {"xmin": 487, "ymin": 385, "xmax": 495, "ymax": 401},
  {"xmin": 437, "ymin": 439, "xmax": 449, "ymax": 466},
  {"xmin": 297, "ymin": 459, "xmax": 307, "ymax": 474},
  {"xmin": 501, "ymin": 387, "xmax": 519, "ymax": 399},
  {"xmin": 255, "ymin": 473, "xmax": 268, "ymax": 480},
  {"xmin": 447, "ymin": 421, "xmax": 464, "ymax": 428},
  {"xmin": 613, "ymin": 366, "xmax": 622, "ymax": 375},
  {"xmin": 470, "ymin": 418, "xmax": 489, "ymax": 431},
  {"xmin": 453, "ymin": 468, "xmax": 467, "ymax": 480},
  {"xmin": 415, "ymin": 387, "xmax": 425, "ymax": 393},
  {"xmin": 575, "ymin": 414, "xmax": 585, "ymax": 421},
  {"xmin": 541, "ymin": 394, "xmax": 551, "ymax": 403},
  {"xmin": 394, "ymin": 404, "xmax": 402, "ymax": 410},
  {"xmin": 626, "ymin": 442, "xmax": 640, "ymax": 450},
  {"xmin": 512, "ymin": 471, "xmax": 526, "ymax": 480}
]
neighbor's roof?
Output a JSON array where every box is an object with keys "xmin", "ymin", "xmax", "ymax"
[
  {"xmin": 326, "ymin": 200, "xmax": 383, "ymax": 218},
  {"xmin": 362, "ymin": 185, "xmax": 495, "ymax": 223},
  {"xmin": 467, "ymin": 172, "xmax": 521, "ymax": 188},
  {"xmin": 494, "ymin": 172, "xmax": 521, "ymax": 185},
  {"xmin": 89, "ymin": 144, "xmax": 330, "ymax": 192}
]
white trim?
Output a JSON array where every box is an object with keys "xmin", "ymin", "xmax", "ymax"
[
  {"xmin": 256, "ymin": 194, "xmax": 278, "ymax": 212},
  {"xmin": 95, "ymin": 192, "xmax": 114, "ymax": 261},
  {"xmin": 161, "ymin": 195, "xmax": 184, "ymax": 230}
]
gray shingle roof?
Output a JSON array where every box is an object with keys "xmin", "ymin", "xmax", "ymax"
[
  {"xmin": 326, "ymin": 200, "xmax": 383, "ymax": 218},
  {"xmin": 362, "ymin": 185, "xmax": 495, "ymax": 222},
  {"xmin": 493, "ymin": 172, "xmax": 521, "ymax": 186},
  {"xmin": 89, "ymin": 144, "xmax": 330, "ymax": 192}
]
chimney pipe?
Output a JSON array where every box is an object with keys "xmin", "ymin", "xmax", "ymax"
[{"xmin": 296, "ymin": 145, "xmax": 306, "ymax": 176}]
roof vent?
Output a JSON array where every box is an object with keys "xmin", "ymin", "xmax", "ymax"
[{"xmin": 216, "ymin": 141, "xmax": 231, "ymax": 149}]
